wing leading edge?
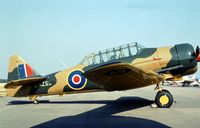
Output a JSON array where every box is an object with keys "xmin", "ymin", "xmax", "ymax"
[{"xmin": 84, "ymin": 63, "xmax": 164, "ymax": 91}]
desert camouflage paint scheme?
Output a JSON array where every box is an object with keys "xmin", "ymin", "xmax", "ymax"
[{"xmin": 4, "ymin": 43, "xmax": 200, "ymax": 107}]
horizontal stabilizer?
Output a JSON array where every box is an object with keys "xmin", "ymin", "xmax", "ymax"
[{"xmin": 4, "ymin": 77, "xmax": 46, "ymax": 89}]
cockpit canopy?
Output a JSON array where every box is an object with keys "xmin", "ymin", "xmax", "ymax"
[{"xmin": 79, "ymin": 42, "xmax": 144, "ymax": 66}]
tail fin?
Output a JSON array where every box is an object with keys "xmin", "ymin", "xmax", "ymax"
[{"xmin": 8, "ymin": 55, "xmax": 40, "ymax": 82}]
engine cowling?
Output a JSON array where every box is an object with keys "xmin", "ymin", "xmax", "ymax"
[{"xmin": 169, "ymin": 43, "xmax": 197, "ymax": 76}]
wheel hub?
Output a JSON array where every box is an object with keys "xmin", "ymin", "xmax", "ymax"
[{"xmin": 159, "ymin": 95, "xmax": 169, "ymax": 106}]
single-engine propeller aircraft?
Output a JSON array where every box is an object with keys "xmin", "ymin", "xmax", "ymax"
[{"xmin": 4, "ymin": 42, "xmax": 200, "ymax": 108}]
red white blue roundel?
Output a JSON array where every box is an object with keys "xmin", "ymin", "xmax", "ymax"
[{"xmin": 67, "ymin": 70, "xmax": 87, "ymax": 90}]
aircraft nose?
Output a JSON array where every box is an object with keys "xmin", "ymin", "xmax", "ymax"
[
  {"xmin": 195, "ymin": 46, "xmax": 200, "ymax": 62},
  {"xmin": 197, "ymin": 54, "xmax": 200, "ymax": 62}
]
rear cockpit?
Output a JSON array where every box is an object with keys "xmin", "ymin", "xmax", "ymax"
[{"xmin": 80, "ymin": 42, "xmax": 144, "ymax": 66}]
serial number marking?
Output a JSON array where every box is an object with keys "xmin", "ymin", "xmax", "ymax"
[{"xmin": 39, "ymin": 81, "xmax": 52, "ymax": 87}]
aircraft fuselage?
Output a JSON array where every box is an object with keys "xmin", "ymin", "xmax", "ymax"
[{"xmin": 6, "ymin": 43, "xmax": 198, "ymax": 97}]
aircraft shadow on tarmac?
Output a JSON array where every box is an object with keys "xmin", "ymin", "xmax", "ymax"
[{"xmin": 9, "ymin": 97, "xmax": 168, "ymax": 128}]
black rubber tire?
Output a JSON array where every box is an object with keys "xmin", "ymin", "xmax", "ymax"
[{"xmin": 155, "ymin": 90, "xmax": 174, "ymax": 108}]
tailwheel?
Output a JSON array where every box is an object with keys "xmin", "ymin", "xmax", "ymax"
[
  {"xmin": 155, "ymin": 89, "xmax": 173, "ymax": 108},
  {"xmin": 29, "ymin": 96, "xmax": 39, "ymax": 104},
  {"xmin": 33, "ymin": 99, "xmax": 39, "ymax": 104}
]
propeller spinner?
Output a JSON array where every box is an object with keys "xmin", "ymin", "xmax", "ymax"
[{"xmin": 196, "ymin": 46, "xmax": 200, "ymax": 62}]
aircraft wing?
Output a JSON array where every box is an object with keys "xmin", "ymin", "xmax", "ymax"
[
  {"xmin": 84, "ymin": 63, "xmax": 164, "ymax": 91},
  {"xmin": 4, "ymin": 77, "xmax": 46, "ymax": 89}
]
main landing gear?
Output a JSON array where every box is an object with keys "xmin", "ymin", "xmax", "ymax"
[
  {"xmin": 29, "ymin": 96, "xmax": 39, "ymax": 104},
  {"xmin": 154, "ymin": 84, "xmax": 174, "ymax": 108}
]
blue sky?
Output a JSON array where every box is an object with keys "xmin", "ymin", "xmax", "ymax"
[{"xmin": 0, "ymin": 0, "xmax": 200, "ymax": 78}]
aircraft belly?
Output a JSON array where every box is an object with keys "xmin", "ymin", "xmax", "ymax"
[{"xmin": 63, "ymin": 80, "xmax": 102, "ymax": 93}]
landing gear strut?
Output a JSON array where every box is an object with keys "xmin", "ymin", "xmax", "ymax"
[
  {"xmin": 29, "ymin": 96, "xmax": 39, "ymax": 104},
  {"xmin": 154, "ymin": 84, "xmax": 174, "ymax": 108}
]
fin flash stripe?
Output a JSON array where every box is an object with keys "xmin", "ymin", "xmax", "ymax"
[{"xmin": 18, "ymin": 64, "xmax": 33, "ymax": 79}]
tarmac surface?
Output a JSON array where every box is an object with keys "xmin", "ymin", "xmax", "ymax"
[{"xmin": 0, "ymin": 86, "xmax": 200, "ymax": 128}]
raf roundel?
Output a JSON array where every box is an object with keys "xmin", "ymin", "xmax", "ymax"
[{"xmin": 67, "ymin": 70, "xmax": 87, "ymax": 90}]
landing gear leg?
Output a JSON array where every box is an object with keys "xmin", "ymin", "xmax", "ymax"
[
  {"xmin": 29, "ymin": 96, "xmax": 39, "ymax": 104},
  {"xmin": 154, "ymin": 83, "xmax": 162, "ymax": 91},
  {"xmin": 154, "ymin": 83, "xmax": 174, "ymax": 108}
]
